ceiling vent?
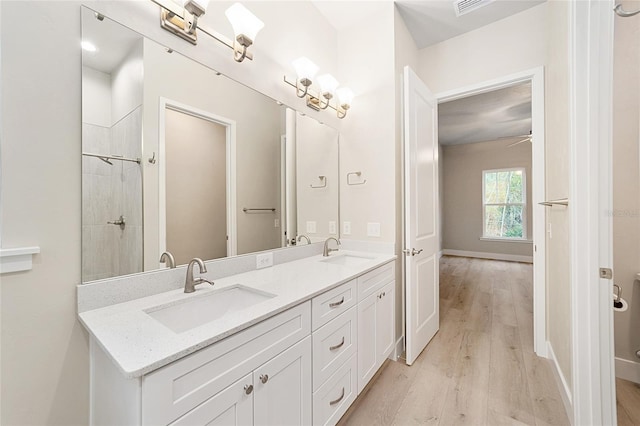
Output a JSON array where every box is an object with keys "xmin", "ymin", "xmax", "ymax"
[{"xmin": 453, "ymin": 0, "xmax": 495, "ymax": 17}]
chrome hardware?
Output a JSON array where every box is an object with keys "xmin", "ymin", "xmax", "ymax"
[
  {"xmin": 600, "ymin": 268, "xmax": 613, "ymax": 279},
  {"xmin": 329, "ymin": 387, "xmax": 345, "ymax": 406},
  {"xmin": 159, "ymin": 251, "xmax": 176, "ymax": 269},
  {"xmin": 329, "ymin": 337, "xmax": 345, "ymax": 351},
  {"xmin": 329, "ymin": 297, "xmax": 345, "ymax": 308},
  {"xmin": 402, "ymin": 248, "xmax": 423, "ymax": 256},
  {"xmin": 323, "ymin": 237, "xmax": 341, "ymax": 257},
  {"xmin": 242, "ymin": 207, "xmax": 276, "ymax": 213},
  {"xmin": 310, "ymin": 176, "xmax": 327, "ymax": 189},
  {"xmin": 244, "ymin": 384, "xmax": 254, "ymax": 395},
  {"xmin": 346, "ymin": 171, "xmax": 367, "ymax": 186},
  {"xmin": 260, "ymin": 374, "xmax": 269, "ymax": 384},
  {"xmin": 383, "ymin": 291, "xmax": 386, "ymax": 297},
  {"xmin": 184, "ymin": 258, "xmax": 214, "ymax": 293},
  {"xmin": 107, "ymin": 215, "xmax": 126, "ymax": 230},
  {"xmin": 297, "ymin": 234, "xmax": 311, "ymax": 245},
  {"xmin": 148, "ymin": 151, "xmax": 156, "ymax": 164}
]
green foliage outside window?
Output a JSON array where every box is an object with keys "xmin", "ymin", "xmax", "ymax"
[{"xmin": 483, "ymin": 170, "xmax": 525, "ymax": 239}]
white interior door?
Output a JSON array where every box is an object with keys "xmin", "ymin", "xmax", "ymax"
[{"xmin": 403, "ymin": 66, "xmax": 439, "ymax": 366}]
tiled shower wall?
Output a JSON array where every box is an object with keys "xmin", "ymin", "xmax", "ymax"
[{"xmin": 82, "ymin": 106, "xmax": 142, "ymax": 281}]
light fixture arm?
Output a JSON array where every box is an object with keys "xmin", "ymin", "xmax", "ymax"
[
  {"xmin": 296, "ymin": 78, "xmax": 312, "ymax": 98},
  {"xmin": 316, "ymin": 93, "xmax": 332, "ymax": 110}
]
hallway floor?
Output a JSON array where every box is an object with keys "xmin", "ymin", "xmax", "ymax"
[
  {"xmin": 338, "ymin": 256, "xmax": 569, "ymax": 425},
  {"xmin": 617, "ymin": 377, "xmax": 640, "ymax": 425}
]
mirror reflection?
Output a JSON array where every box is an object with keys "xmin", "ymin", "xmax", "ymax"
[{"xmin": 81, "ymin": 8, "xmax": 339, "ymax": 283}]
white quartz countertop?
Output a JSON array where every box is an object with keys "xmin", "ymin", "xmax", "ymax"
[{"xmin": 79, "ymin": 251, "xmax": 396, "ymax": 378}]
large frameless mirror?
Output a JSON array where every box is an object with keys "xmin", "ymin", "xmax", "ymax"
[{"xmin": 81, "ymin": 7, "xmax": 339, "ymax": 282}]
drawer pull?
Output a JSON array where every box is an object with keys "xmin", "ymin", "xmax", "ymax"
[
  {"xmin": 329, "ymin": 337, "xmax": 345, "ymax": 351},
  {"xmin": 329, "ymin": 387, "xmax": 345, "ymax": 406},
  {"xmin": 244, "ymin": 384, "xmax": 254, "ymax": 395},
  {"xmin": 329, "ymin": 297, "xmax": 345, "ymax": 308},
  {"xmin": 260, "ymin": 374, "xmax": 269, "ymax": 384}
]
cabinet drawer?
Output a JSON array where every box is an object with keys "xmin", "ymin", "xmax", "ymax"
[
  {"xmin": 142, "ymin": 302, "xmax": 311, "ymax": 425},
  {"xmin": 357, "ymin": 261, "xmax": 395, "ymax": 300},
  {"xmin": 312, "ymin": 307, "xmax": 357, "ymax": 391},
  {"xmin": 312, "ymin": 353, "xmax": 357, "ymax": 426},
  {"xmin": 312, "ymin": 280, "xmax": 356, "ymax": 331}
]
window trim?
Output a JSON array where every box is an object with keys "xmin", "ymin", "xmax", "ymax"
[{"xmin": 482, "ymin": 167, "xmax": 527, "ymax": 240}]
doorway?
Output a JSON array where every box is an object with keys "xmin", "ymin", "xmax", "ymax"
[
  {"xmin": 435, "ymin": 68, "xmax": 546, "ymax": 357},
  {"xmin": 159, "ymin": 98, "xmax": 237, "ymax": 266}
]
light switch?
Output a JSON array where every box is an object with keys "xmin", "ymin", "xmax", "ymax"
[
  {"xmin": 367, "ymin": 222, "xmax": 381, "ymax": 237},
  {"xmin": 343, "ymin": 222, "xmax": 351, "ymax": 235},
  {"xmin": 329, "ymin": 221, "xmax": 336, "ymax": 234},
  {"xmin": 306, "ymin": 221, "xmax": 317, "ymax": 233}
]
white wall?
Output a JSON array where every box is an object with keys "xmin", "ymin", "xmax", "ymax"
[
  {"xmin": 111, "ymin": 39, "xmax": 143, "ymax": 124},
  {"xmin": 441, "ymin": 139, "xmax": 533, "ymax": 257},
  {"xmin": 81, "ymin": 66, "xmax": 111, "ymax": 127},
  {"xmin": 295, "ymin": 113, "xmax": 339, "ymax": 242},
  {"xmin": 612, "ymin": 4, "xmax": 640, "ymax": 370}
]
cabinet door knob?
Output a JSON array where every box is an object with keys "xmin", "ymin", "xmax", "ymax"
[
  {"xmin": 244, "ymin": 384, "xmax": 254, "ymax": 395},
  {"xmin": 260, "ymin": 374, "xmax": 269, "ymax": 384}
]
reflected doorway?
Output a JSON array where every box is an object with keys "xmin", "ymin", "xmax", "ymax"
[{"xmin": 159, "ymin": 100, "xmax": 237, "ymax": 266}]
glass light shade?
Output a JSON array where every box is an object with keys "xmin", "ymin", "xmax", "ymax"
[
  {"xmin": 225, "ymin": 3, "xmax": 265, "ymax": 42},
  {"xmin": 292, "ymin": 57, "xmax": 319, "ymax": 82},
  {"xmin": 336, "ymin": 87, "xmax": 354, "ymax": 107},
  {"xmin": 317, "ymin": 74, "xmax": 339, "ymax": 96},
  {"xmin": 81, "ymin": 41, "xmax": 97, "ymax": 52}
]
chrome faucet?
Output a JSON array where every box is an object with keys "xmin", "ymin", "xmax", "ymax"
[
  {"xmin": 297, "ymin": 234, "xmax": 311, "ymax": 245},
  {"xmin": 159, "ymin": 251, "xmax": 176, "ymax": 269},
  {"xmin": 184, "ymin": 258, "xmax": 214, "ymax": 293},
  {"xmin": 323, "ymin": 237, "xmax": 341, "ymax": 257}
]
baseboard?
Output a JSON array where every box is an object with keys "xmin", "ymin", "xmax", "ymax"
[
  {"xmin": 547, "ymin": 341, "xmax": 573, "ymax": 424},
  {"xmin": 393, "ymin": 335, "xmax": 405, "ymax": 361},
  {"xmin": 442, "ymin": 249, "xmax": 533, "ymax": 264},
  {"xmin": 615, "ymin": 357, "xmax": 640, "ymax": 384}
]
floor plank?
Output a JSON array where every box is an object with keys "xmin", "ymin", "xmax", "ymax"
[
  {"xmin": 340, "ymin": 256, "xmax": 570, "ymax": 426},
  {"xmin": 617, "ymin": 378, "xmax": 640, "ymax": 425}
]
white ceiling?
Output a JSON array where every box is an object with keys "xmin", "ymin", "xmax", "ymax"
[
  {"xmin": 81, "ymin": 8, "xmax": 142, "ymax": 74},
  {"xmin": 396, "ymin": 0, "xmax": 545, "ymax": 48},
  {"xmin": 438, "ymin": 82, "xmax": 531, "ymax": 146}
]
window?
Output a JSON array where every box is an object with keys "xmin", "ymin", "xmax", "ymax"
[{"xmin": 483, "ymin": 168, "xmax": 526, "ymax": 239}]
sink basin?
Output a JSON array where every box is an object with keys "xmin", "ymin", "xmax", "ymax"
[
  {"xmin": 319, "ymin": 254, "xmax": 375, "ymax": 267},
  {"xmin": 145, "ymin": 285, "xmax": 276, "ymax": 333}
]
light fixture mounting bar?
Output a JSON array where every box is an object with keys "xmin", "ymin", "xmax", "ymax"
[
  {"xmin": 283, "ymin": 76, "xmax": 339, "ymax": 113},
  {"xmin": 150, "ymin": 0, "xmax": 253, "ymax": 60}
]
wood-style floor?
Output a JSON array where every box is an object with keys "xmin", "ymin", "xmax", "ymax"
[
  {"xmin": 617, "ymin": 377, "xmax": 640, "ymax": 425},
  {"xmin": 338, "ymin": 256, "xmax": 569, "ymax": 426}
]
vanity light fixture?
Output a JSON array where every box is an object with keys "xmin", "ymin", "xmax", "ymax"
[
  {"xmin": 155, "ymin": 0, "xmax": 263, "ymax": 61},
  {"xmin": 292, "ymin": 57, "xmax": 319, "ymax": 98},
  {"xmin": 160, "ymin": 0, "xmax": 211, "ymax": 44},
  {"xmin": 225, "ymin": 3, "xmax": 265, "ymax": 62},
  {"xmin": 336, "ymin": 87, "xmax": 354, "ymax": 119},
  {"xmin": 284, "ymin": 61, "xmax": 354, "ymax": 118}
]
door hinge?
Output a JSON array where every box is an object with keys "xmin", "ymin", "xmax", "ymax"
[{"xmin": 599, "ymin": 268, "xmax": 613, "ymax": 280}]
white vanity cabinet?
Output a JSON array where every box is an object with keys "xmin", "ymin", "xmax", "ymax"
[
  {"xmin": 87, "ymin": 257, "xmax": 398, "ymax": 426},
  {"xmin": 356, "ymin": 264, "xmax": 395, "ymax": 394}
]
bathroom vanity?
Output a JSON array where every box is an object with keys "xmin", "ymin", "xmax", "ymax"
[{"xmin": 79, "ymin": 251, "xmax": 396, "ymax": 425}]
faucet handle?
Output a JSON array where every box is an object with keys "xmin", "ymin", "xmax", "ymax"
[{"xmin": 194, "ymin": 277, "xmax": 214, "ymax": 287}]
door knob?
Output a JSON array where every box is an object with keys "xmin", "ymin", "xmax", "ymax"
[{"xmin": 402, "ymin": 248, "xmax": 423, "ymax": 256}]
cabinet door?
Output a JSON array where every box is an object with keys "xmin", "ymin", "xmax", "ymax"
[
  {"xmin": 376, "ymin": 282, "xmax": 395, "ymax": 364},
  {"xmin": 170, "ymin": 373, "xmax": 253, "ymax": 426},
  {"xmin": 254, "ymin": 336, "xmax": 312, "ymax": 426},
  {"xmin": 357, "ymin": 292, "xmax": 377, "ymax": 394}
]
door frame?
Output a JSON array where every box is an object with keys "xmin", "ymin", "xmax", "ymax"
[
  {"xmin": 158, "ymin": 97, "xmax": 238, "ymax": 260},
  {"xmin": 568, "ymin": 0, "xmax": 616, "ymax": 424},
  {"xmin": 434, "ymin": 66, "xmax": 547, "ymax": 357}
]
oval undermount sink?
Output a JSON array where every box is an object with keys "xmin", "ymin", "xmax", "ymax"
[
  {"xmin": 145, "ymin": 285, "xmax": 276, "ymax": 333},
  {"xmin": 319, "ymin": 253, "xmax": 376, "ymax": 267}
]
